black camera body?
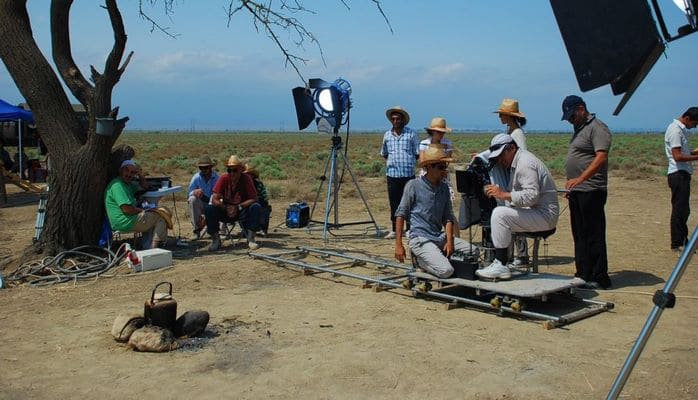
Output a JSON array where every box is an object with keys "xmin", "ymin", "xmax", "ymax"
[{"xmin": 456, "ymin": 159, "xmax": 497, "ymax": 224}]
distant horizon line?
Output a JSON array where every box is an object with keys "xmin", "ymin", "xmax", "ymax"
[{"xmin": 122, "ymin": 128, "xmax": 667, "ymax": 134}]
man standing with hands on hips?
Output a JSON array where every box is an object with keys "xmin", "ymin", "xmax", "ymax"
[
  {"xmin": 561, "ymin": 95, "xmax": 612, "ymax": 290},
  {"xmin": 664, "ymin": 107, "xmax": 698, "ymax": 252}
]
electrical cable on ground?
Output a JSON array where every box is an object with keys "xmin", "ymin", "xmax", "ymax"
[{"xmin": 5, "ymin": 244, "xmax": 130, "ymax": 287}]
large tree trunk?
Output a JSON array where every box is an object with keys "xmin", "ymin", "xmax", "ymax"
[{"xmin": 0, "ymin": 0, "xmax": 130, "ymax": 254}]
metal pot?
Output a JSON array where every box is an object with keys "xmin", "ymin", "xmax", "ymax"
[{"xmin": 144, "ymin": 282, "xmax": 177, "ymax": 332}]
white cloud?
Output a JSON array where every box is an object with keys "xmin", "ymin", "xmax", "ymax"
[
  {"xmin": 417, "ymin": 62, "xmax": 468, "ymax": 86},
  {"xmin": 131, "ymin": 50, "xmax": 244, "ymax": 83}
]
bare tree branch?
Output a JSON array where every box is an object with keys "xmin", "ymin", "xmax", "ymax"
[
  {"xmin": 140, "ymin": 1, "xmax": 392, "ymax": 85},
  {"xmin": 370, "ymin": 0, "xmax": 393, "ymax": 34},
  {"xmin": 51, "ymin": 0, "xmax": 94, "ymax": 108},
  {"xmin": 138, "ymin": 0, "xmax": 179, "ymax": 38}
]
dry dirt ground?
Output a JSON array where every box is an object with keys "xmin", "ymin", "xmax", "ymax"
[{"xmin": 1, "ymin": 174, "xmax": 697, "ymax": 400}]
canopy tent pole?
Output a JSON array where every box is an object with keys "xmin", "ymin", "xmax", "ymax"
[{"xmin": 18, "ymin": 118, "xmax": 23, "ymax": 180}]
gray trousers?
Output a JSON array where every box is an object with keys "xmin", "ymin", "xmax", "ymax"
[
  {"xmin": 409, "ymin": 236, "xmax": 479, "ymax": 278},
  {"xmin": 490, "ymin": 206, "xmax": 556, "ymax": 249},
  {"xmin": 188, "ymin": 195, "xmax": 207, "ymax": 232}
]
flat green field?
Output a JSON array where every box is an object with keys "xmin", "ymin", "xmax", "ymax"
[{"xmin": 121, "ymin": 131, "xmax": 668, "ymax": 193}]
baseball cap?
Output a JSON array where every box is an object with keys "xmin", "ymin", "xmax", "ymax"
[
  {"xmin": 488, "ymin": 134, "xmax": 515, "ymax": 159},
  {"xmin": 561, "ymin": 95, "xmax": 585, "ymax": 121}
]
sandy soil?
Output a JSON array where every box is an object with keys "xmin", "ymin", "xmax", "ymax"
[{"xmin": 1, "ymin": 174, "xmax": 697, "ymax": 400}]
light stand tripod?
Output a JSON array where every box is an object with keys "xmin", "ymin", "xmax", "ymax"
[
  {"xmin": 307, "ymin": 121, "xmax": 380, "ymax": 241},
  {"xmin": 606, "ymin": 224, "xmax": 698, "ymax": 399}
]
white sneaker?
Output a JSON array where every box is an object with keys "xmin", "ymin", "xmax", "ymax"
[
  {"xmin": 245, "ymin": 230, "xmax": 260, "ymax": 250},
  {"xmin": 384, "ymin": 231, "xmax": 396, "ymax": 239},
  {"xmin": 476, "ymin": 259, "xmax": 512, "ymax": 280}
]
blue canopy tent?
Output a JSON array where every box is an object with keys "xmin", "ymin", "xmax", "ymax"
[{"xmin": 0, "ymin": 98, "xmax": 34, "ymax": 179}]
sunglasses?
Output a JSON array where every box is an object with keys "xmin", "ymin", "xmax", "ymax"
[
  {"xmin": 432, "ymin": 163, "xmax": 449, "ymax": 170},
  {"xmin": 199, "ymin": 166, "xmax": 211, "ymax": 171},
  {"xmin": 227, "ymin": 167, "xmax": 241, "ymax": 173}
]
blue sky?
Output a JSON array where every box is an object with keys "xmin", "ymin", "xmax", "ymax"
[{"xmin": 1, "ymin": 1, "xmax": 697, "ymax": 132}]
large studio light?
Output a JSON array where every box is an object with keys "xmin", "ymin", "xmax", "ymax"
[{"xmin": 292, "ymin": 78, "xmax": 352, "ymax": 132}]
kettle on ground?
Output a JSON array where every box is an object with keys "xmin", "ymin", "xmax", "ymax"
[{"xmin": 143, "ymin": 282, "xmax": 177, "ymax": 332}]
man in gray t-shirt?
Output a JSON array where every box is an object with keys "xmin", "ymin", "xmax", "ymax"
[
  {"xmin": 562, "ymin": 95, "xmax": 612, "ymax": 289},
  {"xmin": 664, "ymin": 107, "xmax": 698, "ymax": 251},
  {"xmin": 394, "ymin": 147, "xmax": 478, "ymax": 279}
]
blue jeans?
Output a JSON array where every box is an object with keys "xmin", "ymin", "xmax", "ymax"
[{"xmin": 205, "ymin": 203, "xmax": 261, "ymax": 234}]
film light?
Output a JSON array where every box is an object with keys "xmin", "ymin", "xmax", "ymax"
[{"xmin": 292, "ymin": 78, "xmax": 352, "ymax": 132}]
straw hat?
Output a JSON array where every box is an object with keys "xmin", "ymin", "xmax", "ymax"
[
  {"xmin": 244, "ymin": 163, "xmax": 259, "ymax": 179},
  {"xmin": 196, "ymin": 155, "xmax": 215, "ymax": 167},
  {"xmin": 150, "ymin": 206, "xmax": 173, "ymax": 230},
  {"xmin": 493, "ymin": 98, "xmax": 525, "ymax": 118},
  {"xmin": 224, "ymin": 155, "xmax": 243, "ymax": 167},
  {"xmin": 419, "ymin": 146, "xmax": 454, "ymax": 168},
  {"xmin": 425, "ymin": 117, "xmax": 452, "ymax": 133},
  {"xmin": 385, "ymin": 106, "xmax": 410, "ymax": 125}
]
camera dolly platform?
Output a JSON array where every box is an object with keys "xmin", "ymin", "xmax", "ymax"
[{"xmin": 249, "ymin": 246, "xmax": 614, "ymax": 329}]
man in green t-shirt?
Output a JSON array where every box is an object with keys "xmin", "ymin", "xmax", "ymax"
[{"xmin": 105, "ymin": 160, "xmax": 167, "ymax": 249}]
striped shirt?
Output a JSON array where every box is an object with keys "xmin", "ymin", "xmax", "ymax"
[{"xmin": 380, "ymin": 126, "xmax": 420, "ymax": 178}]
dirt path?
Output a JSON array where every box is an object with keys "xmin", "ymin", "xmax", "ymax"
[{"xmin": 1, "ymin": 175, "xmax": 697, "ymax": 399}]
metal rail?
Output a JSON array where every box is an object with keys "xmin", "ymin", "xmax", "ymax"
[{"xmin": 250, "ymin": 247, "xmax": 613, "ymax": 328}]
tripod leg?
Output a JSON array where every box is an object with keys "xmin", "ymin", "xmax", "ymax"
[
  {"xmin": 322, "ymin": 146, "xmax": 339, "ymax": 241},
  {"xmin": 339, "ymin": 150, "xmax": 380, "ymax": 235},
  {"xmin": 308, "ymin": 146, "xmax": 333, "ymax": 234},
  {"xmin": 607, "ymin": 224, "xmax": 698, "ymax": 399}
]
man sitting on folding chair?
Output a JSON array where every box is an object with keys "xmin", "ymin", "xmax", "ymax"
[
  {"xmin": 244, "ymin": 163, "xmax": 271, "ymax": 236},
  {"xmin": 205, "ymin": 155, "xmax": 262, "ymax": 251},
  {"xmin": 475, "ymin": 134, "xmax": 559, "ymax": 280}
]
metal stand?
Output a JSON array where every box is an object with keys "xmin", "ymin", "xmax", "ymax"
[
  {"xmin": 607, "ymin": 224, "xmax": 698, "ymax": 399},
  {"xmin": 308, "ymin": 129, "xmax": 379, "ymax": 241},
  {"xmin": 33, "ymin": 185, "xmax": 48, "ymax": 242}
]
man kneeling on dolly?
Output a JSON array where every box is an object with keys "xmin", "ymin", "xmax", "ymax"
[
  {"xmin": 394, "ymin": 147, "xmax": 478, "ymax": 278},
  {"xmin": 476, "ymin": 134, "xmax": 559, "ymax": 280}
]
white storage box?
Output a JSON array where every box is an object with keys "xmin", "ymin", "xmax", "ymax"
[{"xmin": 134, "ymin": 248, "xmax": 173, "ymax": 272}]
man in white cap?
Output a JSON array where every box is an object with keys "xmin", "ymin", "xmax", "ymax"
[
  {"xmin": 187, "ymin": 155, "xmax": 219, "ymax": 239},
  {"xmin": 104, "ymin": 159, "xmax": 168, "ymax": 249},
  {"xmin": 394, "ymin": 147, "xmax": 478, "ymax": 278},
  {"xmin": 380, "ymin": 106, "xmax": 420, "ymax": 239},
  {"xmin": 475, "ymin": 134, "xmax": 559, "ymax": 280},
  {"xmin": 204, "ymin": 155, "xmax": 261, "ymax": 251}
]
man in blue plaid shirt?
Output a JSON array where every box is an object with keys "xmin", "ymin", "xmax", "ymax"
[{"xmin": 380, "ymin": 106, "xmax": 420, "ymax": 239}]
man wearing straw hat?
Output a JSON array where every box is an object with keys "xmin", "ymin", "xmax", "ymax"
[
  {"xmin": 394, "ymin": 147, "xmax": 478, "ymax": 278},
  {"xmin": 105, "ymin": 160, "xmax": 169, "ymax": 250},
  {"xmin": 380, "ymin": 105, "xmax": 420, "ymax": 239},
  {"xmin": 187, "ymin": 155, "xmax": 219, "ymax": 240},
  {"xmin": 204, "ymin": 155, "xmax": 261, "ymax": 251}
]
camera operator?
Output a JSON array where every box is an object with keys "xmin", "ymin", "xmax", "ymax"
[
  {"xmin": 476, "ymin": 134, "xmax": 559, "ymax": 280},
  {"xmin": 394, "ymin": 147, "xmax": 478, "ymax": 278}
]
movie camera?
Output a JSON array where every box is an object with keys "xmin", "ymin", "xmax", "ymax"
[{"xmin": 456, "ymin": 156, "xmax": 497, "ymax": 227}]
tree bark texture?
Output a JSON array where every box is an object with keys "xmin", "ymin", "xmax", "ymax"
[{"xmin": 0, "ymin": 0, "xmax": 129, "ymax": 254}]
